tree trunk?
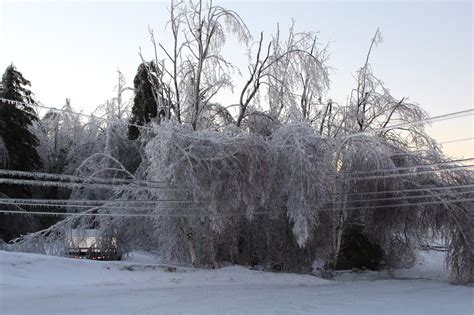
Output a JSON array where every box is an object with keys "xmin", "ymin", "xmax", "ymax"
[
  {"xmin": 332, "ymin": 212, "xmax": 345, "ymax": 268},
  {"xmin": 209, "ymin": 236, "xmax": 219, "ymax": 269},
  {"xmin": 184, "ymin": 233, "xmax": 197, "ymax": 268},
  {"xmin": 330, "ymin": 181, "xmax": 347, "ymax": 271},
  {"xmin": 180, "ymin": 224, "xmax": 197, "ymax": 268}
]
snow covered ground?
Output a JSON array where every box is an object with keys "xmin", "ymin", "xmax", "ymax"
[{"xmin": 0, "ymin": 250, "xmax": 472, "ymax": 314}]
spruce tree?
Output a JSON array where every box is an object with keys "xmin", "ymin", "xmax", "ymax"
[
  {"xmin": 0, "ymin": 64, "xmax": 41, "ymax": 172},
  {"xmin": 128, "ymin": 62, "xmax": 158, "ymax": 140},
  {"xmin": 0, "ymin": 64, "xmax": 42, "ymax": 240}
]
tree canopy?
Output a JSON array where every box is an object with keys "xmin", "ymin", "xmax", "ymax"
[
  {"xmin": 0, "ymin": 64, "xmax": 41, "ymax": 172},
  {"xmin": 3, "ymin": 1, "xmax": 472, "ymax": 285}
]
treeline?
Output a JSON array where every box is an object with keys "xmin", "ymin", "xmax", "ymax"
[{"xmin": 0, "ymin": 0, "xmax": 472, "ymax": 284}]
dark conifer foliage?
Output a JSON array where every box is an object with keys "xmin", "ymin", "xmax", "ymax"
[
  {"xmin": 128, "ymin": 62, "xmax": 158, "ymax": 140},
  {"xmin": 0, "ymin": 64, "xmax": 41, "ymax": 172},
  {"xmin": 0, "ymin": 64, "xmax": 42, "ymax": 240}
]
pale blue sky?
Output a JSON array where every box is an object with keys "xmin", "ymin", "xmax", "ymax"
[{"xmin": 0, "ymin": 0, "xmax": 472, "ymax": 157}]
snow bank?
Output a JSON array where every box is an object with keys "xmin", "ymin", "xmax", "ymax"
[{"xmin": 0, "ymin": 250, "xmax": 472, "ymax": 314}]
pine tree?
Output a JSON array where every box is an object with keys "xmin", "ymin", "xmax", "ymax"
[
  {"xmin": 128, "ymin": 62, "xmax": 158, "ymax": 140},
  {"xmin": 0, "ymin": 64, "xmax": 41, "ymax": 240},
  {"xmin": 0, "ymin": 64, "xmax": 41, "ymax": 172}
]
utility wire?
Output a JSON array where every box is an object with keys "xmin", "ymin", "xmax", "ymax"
[
  {"xmin": 0, "ymin": 169, "xmax": 169, "ymax": 188},
  {"xmin": 0, "ymin": 200, "xmax": 200, "ymax": 211},
  {"xmin": 328, "ymin": 157, "xmax": 474, "ymax": 178},
  {"xmin": 338, "ymin": 108, "xmax": 474, "ymax": 140},
  {"xmin": 0, "ymin": 177, "xmax": 178, "ymax": 192},
  {"xmin": 2, "ymin": 97, "xmax": 473, "ymax": 141},
  {"xmin": 335, "ymin": 164, "xmax": 473, "ymax": 182},
  {"xmin": 0, "ymin": 182, "xmax": 472, "ymax": 212},
  {"xmin": 439, "ymin": 137, "xmax": 474, "ymax": 145},
  {"xmin": 0, "ymin": 198, "xmax": 193, "ymax": 205},
  {"xmin": 0, "ymin": 209, "xmax": 269, "ymax": 218},
  {"xmin": 326, "ymin": 189, "xmax": 473, "ymax": 204},
  {"xmin": 1, "ymin": 190, "xmax": 470, "ymax": 211},
  {"xmin": 1, "ymin": 163, "xmax": 471, "ymax": 191},
  {"xmin": 329, "ymin": 183, "xmax": 474, "ymax": 197},
  {"xmin": 0, "ymin": 98, "xmax": 158, "ymax": 133},
  {"xmin": 1, "ymin": 197, "xmax": 472, "ymax": 218},
  {"xmin": 321, "ymin": 197, "xmax": 474, "ymax": 212},
  {"xmin": 2, "ymin": 183, "xmax": 472, "ymax": 208}
]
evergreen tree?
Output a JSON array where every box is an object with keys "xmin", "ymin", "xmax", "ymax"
[
  {"xmin": 0, "ymin": 64, "xmax": 42, "ymax": 240},
  {"xmin": 0, "ymin": 64, "xmax": 41, "ymax": 172},
  {"xmin": 128, "ymin": 62, "xmax": 158, "ymax": 140}
]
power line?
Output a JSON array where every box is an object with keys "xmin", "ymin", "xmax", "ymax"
[
  {"xmin": 0, "ymin": 163, "xmax": 470, "ymax": 201},
  {"xmin": 339, "ymin": 108, "xmax": 474, "ymax": 140},
  {"xmin": 1, "ymin": 197, "xmax": 472, "ymax": 218},
  {"xmin": 0, "ymin": 169, "xmax": 169, "ymax": 188},
  {"xmin": 336, "ymin": 164, "xmax": 473, "ymax": 182},
  {"xmin": 2, "ymin": 97, "xmax": 473, "ymax": 142},
  {"xmin": 0, "ymin": 209, "xmax": 270, "ymax": 218},
  {"xmin": 3, "ymin": 155, "xmax": 470, "ymax": 186},
  {"xmin": 0, "ymin": 98, "xmax": 158, "ymax": 133},
  {"xmin": 326, "ymin": 190, "xmax": 473, "ymax": 204},
  {"xmin": 0, "ymin": 200, "xmax": 200, "ymax": 211},
  {"xmin": 1, "ymin": 99, "xmax": 473, "ymax": 213},
  {"xmin": 1, "ymin": 169, "xmax": 472, "ymax": 209},
  {"xmin": 0, "ymin": 182, "xmax": 471, "ymax": 213},
  {"xmin": 0, "ymin": 177, "xmax": 178, "ymax": 192},
  {"xmin": 1, "ymin": 166, "xmax": 472, "ymax": 210},
  {"xmin": 439, "ymin": 137, "xmax": 474, "ymax": 145},
  {"xmin": 321, "ymin": 197, "xmax": 474, "ymax": 212},
  {"xmin": 2, "ymin": 191, "xmax": 470, "ymax": 211},
  {"xmin": 329, "ymin": 183, "xmax": 474, "ymax": 197},
  {"xmin": 0, "ymin": 186, "xmax": 471, "ymax": 211},
  {"xmin": 0, "ymin": 198, "xmax": 194, "ymax": 205},
  {"xmin": 1, "ymin": 163, "xmax": 471, "ymax": 192},
  {"xmin": 2, "ymin": 98, "xmax": 474, "ymax": 181},
  {"xmin": 328, "ymin": 158, "xmax": 474, "ymax": 178}
]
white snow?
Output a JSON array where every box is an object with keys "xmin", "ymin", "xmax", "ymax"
[{"xmin": 0, "ymin": 250, "xmax": 472, "ymax": 314}]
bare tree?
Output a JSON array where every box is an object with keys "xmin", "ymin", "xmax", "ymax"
[
  {"xmin": 236, "ymin": 21, "xmax": 330, "ymax": 128},
  {"xmin": 347, "ymin": 29, "xmax": 428, "ymax": 145},
  {"xmin": 94, "ymin": 70, "xmax": 134, "ymax": 122},
  {"xmin": 140, "ymin": 0, "xmax": 251, "ymax": 129}
]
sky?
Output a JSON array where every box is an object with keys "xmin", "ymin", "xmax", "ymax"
[{"xmin": 0, "ymin": 0, "xmax": 472, "ymax": 157}]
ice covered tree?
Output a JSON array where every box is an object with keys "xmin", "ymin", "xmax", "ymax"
[
  {"xmin": 128, "ymin": 63, "xmax": 160, "ymax": 140},
  {"xmin": 140, "ymin": 0, "xmax": 251, "ymax": 130},
  {"xmin": 0, "ymin": 64, "xmax": 41, "ymax": 172},
  {"xmin": 0, "ymin": 64, "xmax": 41, "ymax": 239},
  {"xmin": 6, "ymin": 16, "xmax": 472, "ymax": 285},
  {"xmin": 328, "ymin": 135, "xmax": 473, "ymax": 283},
  {"xmin": 35, "ymin": 98, "xmax": 83, "ymax": 175},
  {"xmin": 313, "ymin": 30, "xmax": 474, "ymax": 283},
  {"xmin": 325, "ymin": 29, "xmax": 427, "ymax": 141},
  {"xmin": 93, "ymin": 71, "xmax": 141, "ymax": 173},
  {"xmin": 53, "ymin": 74, "xmax": 141, "ymax": 205},
  {"xmin": 107, "ymin": 70, "xmax": 133, "ymax": 122},
  {"xmin": 237, "ymin": 21, "xmax": 330, "ymax": 128},
  {"xmin": 136, "ymin": 122, "xmax": 334, "ymax": 270}
]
